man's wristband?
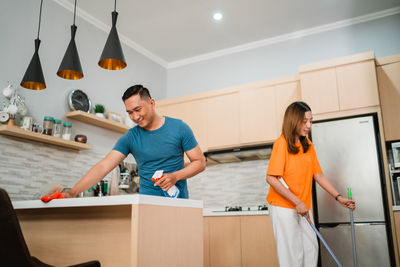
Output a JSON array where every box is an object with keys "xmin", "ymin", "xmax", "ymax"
[{"xmin": 335, "ymin": 194, "xmax": 342, "ymax": 201}]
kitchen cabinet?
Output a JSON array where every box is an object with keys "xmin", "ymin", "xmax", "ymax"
[
  {"xmin": 239, "ymin": 86, "xmax": 277, "ymax": 144},
  {"xmin": 203, "ymin": 215, "xmax": 278, "ymax": 267},
  {"xmin": 206, "ymin": 216, "xmax": 242, "ymax": 267},
  {"xmin": 0, "ymin": 125, "xmax": 91, "ymax": 150},
  {"xmin": 300, "ymin": 68, "xmax": 339, "ymax": 114},
  {"xmin": 14, "ymin": 195, "xmax": 203, "ymax": 267},
  {"xmin": 393, "ymin": 211, "xmax": 400, "ymax": 258},
  {"xmin": 157, "ymin": 99, "xmax": 207, "ymax": 152},
  {"xmin": 206, "ymin": 92, "xmax": 240, "ymax": 150},
  {"xmin": 274, "ymin": 81, "xmax": 301, "ymax": 137},
  {"xmin": 240, "ymin": 215, "xmax": 279, "ymax": 267},
  {"xmin": 239, "ymin": 79, "xmax": 300, "ymax": 145},
  {"xmin": 300, "ymin": 52, "xmax": 379, "ymax": 115},
  {"xmin": 336, "ymin": 60, "xmax": 379, "ymax": 110},
  {"xmin": 376, "ymin": 54, "xmax": 400, "ymax": 141}
]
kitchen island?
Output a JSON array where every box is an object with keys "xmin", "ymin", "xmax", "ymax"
[{"xmin": 13, "ymin": 195, "xmax": 203, "ymax": 267}]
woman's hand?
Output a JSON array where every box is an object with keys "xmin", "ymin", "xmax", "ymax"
[
  {"xmin": 295, "ymin": 201, "xmax": 308, "ymax": 216},
  {"xmin": 338, "ymin": 196, "xmax": 356, "ymax": 210}
]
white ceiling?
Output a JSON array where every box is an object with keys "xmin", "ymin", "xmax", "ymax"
[{"xmin": 59, "ymin": 0, "xmax": 400, "ymax": 66}]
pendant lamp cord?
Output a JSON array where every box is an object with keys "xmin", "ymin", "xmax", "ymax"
[
  {"xmin": 37, "ymin": 0, "xmax": 43, "ymax": 39},
  {"xmin": 114, "ymin": 0, "xmax": 117, "ymax": 12},
  {"xmin": 73, "ymin": 0, "xmax": 77, "ymax": 25}
]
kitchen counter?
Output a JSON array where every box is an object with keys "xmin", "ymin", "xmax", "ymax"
[
  {"xmin": 203, "ymin": 207, "xmax": 269, "ymax": 216},
  {"xmin": 13, "ymin": 194, "xmax": 203, "ymax": 209},
  {"xmin": 13, "ymin": 195, "xmax": 203, "ymax": 267}
]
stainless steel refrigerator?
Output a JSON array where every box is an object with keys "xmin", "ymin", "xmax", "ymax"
[{"xmin": 310, "ymin": 115, "xmax": 394, "ymax": 267}]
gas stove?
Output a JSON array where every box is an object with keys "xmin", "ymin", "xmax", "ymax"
[
  {"xmin": 225, "ymin": 206, "xmax": 242, "ymax": 212},
  {"xmin": 223, "ymin": 205, "xmax": 268, "ymax": 212}
]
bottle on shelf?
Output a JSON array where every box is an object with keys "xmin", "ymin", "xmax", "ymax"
[
  {"xmin": 62, "ymin": 122, "xmax": 72, "ymax": 140},
  {"xmin": 42, "ymin": 116, "xmax": 54, "ymax": 135},
  {"xmin": 52, "ymin": 119, "xmax": 62, "ymax": 137}
]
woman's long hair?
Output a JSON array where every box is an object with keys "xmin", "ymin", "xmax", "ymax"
[{"xmin": 282, "ymin": 101, "xmax": 311, "ymax": 154}]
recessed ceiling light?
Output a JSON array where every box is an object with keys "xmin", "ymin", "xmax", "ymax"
[{"xmin": 213, "ymin": 12, "xmax": 223, "ymax": 21}]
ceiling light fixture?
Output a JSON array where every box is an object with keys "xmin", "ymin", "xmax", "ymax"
[
  {"xmin": 20, "ymin": 0, "xmax": 46, "ymax": 90},
  {"xmin": 213, "ymin": 12, "xmax": 223, "ymax": 21},
  {"xmin": 98, "ymin": 0, "xmax": 127, "ymax": 70},
  {"xmin": 57, "ymin": 0, "xmax": 84, "ymax": 80}
]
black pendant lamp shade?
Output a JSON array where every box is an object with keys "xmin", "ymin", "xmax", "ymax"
[
  {"xmin": 20, "ymin": 0, "xmax": 46, "ymax": 90},
  {"xmin": 98, "ymin": 1, "xmax": 127, "ymax": 70},
  {"xmin": 57, "ymin": 0, "xmax": 83, "ymax": 80},
  {"xmin": 57, "ymin": 25, "xmax": 83, "ymax": 79}
]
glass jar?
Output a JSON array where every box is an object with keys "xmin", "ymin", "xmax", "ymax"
[
  {"xmin": 52, "ymin": 119, "xmax": 62, "ymax": 137},
  {"xmin": 42, "ymin": 116, "xmax": 54, "ymax": 135},
  {"xmin": 32, "ymin": 122, "xmax": 41, "ymax": 133},
  {"xmin": 62, "ymin": 122, "xmax": 72, "ymax": 140}
]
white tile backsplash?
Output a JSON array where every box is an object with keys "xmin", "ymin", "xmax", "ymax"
[
  {"xmin": 0, "ymin": 135, "xmax": 104, "ymax": 201},
  {"xmin": 188, "ymin": 159, "xmax": 270, "ymax": 208},
  {"xmin": 1, "ymin": 134, "xmax": 271, "ymax": 206}
]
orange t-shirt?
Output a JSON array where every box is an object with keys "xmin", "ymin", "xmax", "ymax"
[{"xmin": 266, "ymin": 135, "xmax": 322, "ymax": 210}]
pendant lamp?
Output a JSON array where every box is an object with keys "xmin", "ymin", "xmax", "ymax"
[
  {"xmin": 98, "ymin": 0, "xmax": 127, "ymax": 70},
  {"xmin": 20, "ymin": 0, "xmax": 46, "ymax": 90},
  {"xmin": 57, "ymin": 0, "xmax": 83, "ymax": 80}
]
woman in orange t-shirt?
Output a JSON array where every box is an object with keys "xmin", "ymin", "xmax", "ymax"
[{"xmin": 266, "ymin": 101, "xmax": 355, "ymax": 267}]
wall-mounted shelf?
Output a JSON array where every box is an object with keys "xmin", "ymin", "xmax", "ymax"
[
  {"xmin": 66, "ymin": 110, "xmax": 129, "ymax": 134},
  {"xmin": 0, "ymin": 125, "xmax": 92, "ymax": 151}
]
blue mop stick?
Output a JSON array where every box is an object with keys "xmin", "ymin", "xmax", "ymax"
[
  {"xmin": 348, "ymin": 188, "xmax": 358, "ymax": 267},
  {"xmin": 279, "ymin": 178, "xmax": 342, "ymax": 266},
  {"xmin": 305, "ymin": 214, "xmax": 343, "ymax": 267}
]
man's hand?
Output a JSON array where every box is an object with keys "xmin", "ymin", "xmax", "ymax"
[
  {"xmin": 154, "ymin": 173, "xmax": 178, "ymax": 191},
  {"xmin": 62, "ymin": 191, "xmax": 76, "ymax": 198}
]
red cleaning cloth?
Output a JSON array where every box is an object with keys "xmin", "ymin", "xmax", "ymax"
[{"xmin": 41, "ymin": 192, "xmax": 64, "ymax": 203}]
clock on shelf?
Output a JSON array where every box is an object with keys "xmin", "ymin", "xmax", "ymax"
[{"xmin": 68, "ymin": 89, "xmax": 92, "ymax": 112}]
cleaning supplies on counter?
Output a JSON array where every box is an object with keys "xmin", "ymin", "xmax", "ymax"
[{"xmin": 151, "ymin": 170, "xmax": 180, "ymax": 198}]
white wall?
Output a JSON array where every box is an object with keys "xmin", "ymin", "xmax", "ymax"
[
  {"xmin": 166, "ymin": 14, "xmax": 400, "ymax": 98},
  {"xmin": 0, "ymin": 0, "xmax": 166, "ymax": 200}
]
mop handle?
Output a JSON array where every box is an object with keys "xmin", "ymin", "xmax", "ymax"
[
  {"xmin": 348, "ymin": 188, "xmax": 358, "ymax": 267},
  {"xmin": 305, "ymin": 215, "xmax": 343, "ymax": 267}
]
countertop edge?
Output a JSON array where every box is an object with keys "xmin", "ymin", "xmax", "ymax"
[
  {"xmin": 12, "ymin": 194, "xmax": 203, "ymax": 209},
  {"xmin": 203, "ymin": 208, "xmax": 269, "ymax": 216}
]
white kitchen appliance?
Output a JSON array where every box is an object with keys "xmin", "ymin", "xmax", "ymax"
[{"xmin": 311, "ymin": 115, "xmax": 394, "ymax": 267}]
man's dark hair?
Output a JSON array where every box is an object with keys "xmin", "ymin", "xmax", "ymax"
[{"xmin": 122, "ymin": 85, "xmax": 152, "ymax": 102}]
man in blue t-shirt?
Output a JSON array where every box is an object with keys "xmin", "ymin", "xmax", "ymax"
[{"xmin": 61, "ymin": 85, "xmax": 206, "ymax": 199}]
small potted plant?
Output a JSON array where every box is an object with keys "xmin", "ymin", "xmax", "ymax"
[{"xmin": 94, "ymin": 104, "xmax": 105, "ymax": 118}]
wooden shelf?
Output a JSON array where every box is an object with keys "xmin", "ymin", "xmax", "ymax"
[
  {"xmin": 66, "ymin": 110, "xmax": 130, "ymax": 134},
  {"xmin": 0, "ymin": 125, "xmax": 92, "ymax": 150}
]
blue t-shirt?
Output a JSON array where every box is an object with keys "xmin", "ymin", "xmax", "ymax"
[{"xmin": 113, "ymin": 116, "xmax": 198, "ymax": 198}]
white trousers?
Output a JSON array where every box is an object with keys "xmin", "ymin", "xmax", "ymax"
[{"xmin": 269, "ymin": 205, "xmax": 318, "ymax": 267}]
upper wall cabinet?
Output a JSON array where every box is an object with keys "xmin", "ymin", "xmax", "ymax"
[
  {"xmin": 239, "ymin": 77, "xmax": 300, "ymax": 145},
  {"xmin": 376, "ymin": 54, "xmax": 400, "ymax": 141},
  {"xmin": 299, "ymin": 52, "xmax": 379, "ymax": 115},
  {"xmin": 206, "ymin": 92, "xmax": 240, "ymax": 149},
  {"xmin": 156, "ymin": 99, "xmax": 207, "ymax": 152},
  {"xmin": 157, "ymin": 75, "xmax": 301, "ymax": 151},
  {"xmin": 239, "ymin": 85, "xmax": 277, "ymax": 144},
  {"xmin": 336, "ymin": 60, "xmax": 379, "ymax": 110},
  {"xmin": 299, "ymin": 68, "xmax": 339, "ymax": 114}
]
